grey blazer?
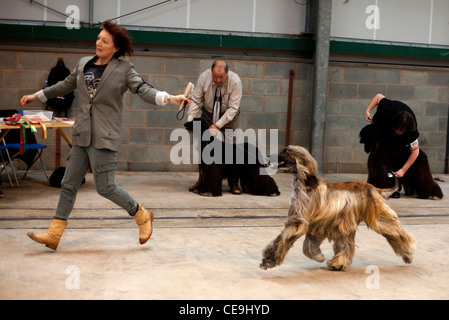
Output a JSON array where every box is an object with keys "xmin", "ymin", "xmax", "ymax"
[{"xmin": 43, "ymin": 56, "xmax": 159, "ymax": 151}]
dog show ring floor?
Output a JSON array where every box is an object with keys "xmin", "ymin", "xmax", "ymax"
[{"xmin": 0, "ymin": 171, "xmax": 448, "ymax": 301}]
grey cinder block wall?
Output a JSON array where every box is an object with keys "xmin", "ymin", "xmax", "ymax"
[
  {"xmin": 326, "ymin": 64, "xmax": 449, "ymax": 174},
  {"xmin": 1, "ymin": 49, "xmax": 448, "ymax": 174},
  {"xmin": 0, "ymin": 50, "xmax": 313, "ymax": 172}
]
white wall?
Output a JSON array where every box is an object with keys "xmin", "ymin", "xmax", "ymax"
[
  {"xmin": 0, "ymin": 0, "xmax": 88, "ymax": 23},
  {"xmin": 331, "ymin": 0, "xmax": 449, "ymax": 46},
  {"xmin": 0, "ymin": 0, "xmax": 306, "ymax": 35},
  {"xmin": 1, "ymin": 0, "xmax": 447, "ymax": 46}
]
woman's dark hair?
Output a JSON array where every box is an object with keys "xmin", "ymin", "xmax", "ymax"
[
  {"xmin": 101, "ymin": 20, "xmax": 134, "ymax": 58},
  {"xmin": 393, "ymin": 111, "xmax": 416, "ymax": 132}
]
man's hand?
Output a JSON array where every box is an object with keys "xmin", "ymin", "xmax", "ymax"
[{"xmin": 209, "ymin": 124, "xmax": 220, "ymax": 136}]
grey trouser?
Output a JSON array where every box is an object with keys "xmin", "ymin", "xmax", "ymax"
[{"xmin": 54, "ymin": 145, "xmax": 138, "ymax": 221}]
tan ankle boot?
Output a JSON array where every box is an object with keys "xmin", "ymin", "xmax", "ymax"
[
  {"xmin": 133, "ymin": 204, "xmax": 154, "ymax": 244},
  {"xmin": 27, "ymin": 219, "xmax": 68, "ymax": 251}
]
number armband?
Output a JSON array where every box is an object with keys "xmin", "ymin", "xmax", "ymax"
[{"xmin": 410, "ymin": 139, "xmax": 419, "ymax": 151}]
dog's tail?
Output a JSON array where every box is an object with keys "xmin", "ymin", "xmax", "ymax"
[{"xmin": 379, "ymin": 174, "xmax": 399, "ymax": 199}]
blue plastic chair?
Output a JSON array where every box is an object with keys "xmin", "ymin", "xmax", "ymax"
[
  {"xmin": 0, "ymin": 140, "xmax": 20, "ymax": 187},
  {"xmin": 5, "ymin": 142, "xmax": 49, "ymax": 182},
  {"xmin": 0, "ymin": 110, "xmax": 49, "ymax": 183}
]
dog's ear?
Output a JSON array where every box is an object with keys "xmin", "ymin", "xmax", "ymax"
[
  {"xmin": 293, "ymin": 158, "xmax": 301, "ymax": 175},
  {"xmin": 295, "ymin": 163, "xmax": 310, "ymax": 182},
  {"xmin": 300, "ymin": 152, "xmax": 318, "ymax": 178},
  {"xmin": 305, "ymin": 174, "xmax": 319, "ymax": 188}
]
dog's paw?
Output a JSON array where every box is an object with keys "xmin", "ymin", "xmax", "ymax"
[
  {"xmin": 327, "ymin": 263, "xmax": 348, "ymax": 271},
  {"xmin": 198, "ymin": 191, "xmax": 219, "ymax": 197},
  {"xmin": 402, "ymin": 254, "xmax": 413, "ymax": 264},
  {"xmin": 328, "ymin": 265, "xmax": 347, "ymax": 271},
  {"xmin": 329, "ymin": 266, "xmax": 345, "ymax": 271},
  {"xmin": 327, "ymin": 260, "xmax": 348, "ymax": 271},
  {"xmin": 259, "ymin": 259, "xmax": 276, "ymax": 270}
]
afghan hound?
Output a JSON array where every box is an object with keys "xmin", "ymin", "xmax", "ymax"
[
  {"xmin": 260, "ymin": 145, "xmax": 415, "ymax": 271},
  {"xmin": 185, "ymin": 119, "xmax": 280, "ymax": 197}
]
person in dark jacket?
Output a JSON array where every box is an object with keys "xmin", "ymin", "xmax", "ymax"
[
  {"xmin": 45, "ymin": 58, "xmax": 75, "ymax": 117},
  {"xmin": 360, "ymin": 93, "xmax": 443, "ymax": 199}
]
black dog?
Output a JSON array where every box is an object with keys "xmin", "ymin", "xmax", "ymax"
[
  {"xmin": 360, "ymin": 124, "xmax": 443, "ymax": 199},
  {"xmin": 185, "ymin": 119, "xmax": 280, "ymax": 197}
]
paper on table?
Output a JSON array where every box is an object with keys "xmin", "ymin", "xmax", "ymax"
[{"xmin": 53, "ymin": 117, "xmax": 75, "ymax": 124}]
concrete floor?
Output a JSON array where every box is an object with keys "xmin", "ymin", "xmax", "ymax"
[{"xmin": 0, "ymin": 170, "xmax": 448, "ymax": 301}]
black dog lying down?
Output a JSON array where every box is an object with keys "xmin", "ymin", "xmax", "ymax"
[{"xmin": 185, "ymin": 119, "xmax": 280, "ymax": 197}]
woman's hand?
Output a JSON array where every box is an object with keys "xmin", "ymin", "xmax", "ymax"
[
  {"xmin": 365, "ymin": 111, "xmax": 372, "ymax": 122},
  {"xmin": 364, "ymin": 93, "xmax": 385, "ymax": 122},
  {"xmin": 20, "ymin": 94, "xmax": 38, "ymax": 107},
  {"xmin": 169, "ymin": 94, "xmax": 190, "ymax": 107},
  {"xmin": 394, "ymin": 168, "xmax": 406, "ymax": 178}
]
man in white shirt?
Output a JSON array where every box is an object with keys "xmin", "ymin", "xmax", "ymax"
[
  {"xmin": 187, "ymin": 60, "xmax": 242, "ymax": 140},
  {"xmin": 187, "ymin": 60, "xmax": 243, "ymax": 194}
]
